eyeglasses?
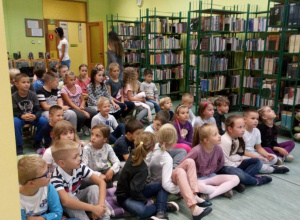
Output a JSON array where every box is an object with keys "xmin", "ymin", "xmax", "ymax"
[{"xmin": 27, "ymin": 167, "xmax": 51, "ymax": 183}]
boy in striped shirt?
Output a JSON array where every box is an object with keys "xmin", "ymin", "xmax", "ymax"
[{"xmin": 50, "ymin": 139, "xmax": 110, "ymax": 220}]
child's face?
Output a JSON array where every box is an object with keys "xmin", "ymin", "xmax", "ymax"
[
  {"xmin": 95, "ymin": 71, "xmax": 105, "ymax": 83},
  {"xmin": 91, "ymin": 128, "xmax": 107, "ymax": 149},
  {"xmin": 144, "ymin": 74, "xmax": 153, "ymax": 83},
  {"xmin": 217, "ymin": 103, "xmax": 229, "ymax": 114},
  {"xmin": 228, "ymin": 118, "xmax": 245, "ymax": 138},
  {"xmin": 59, "ymin": 67, "xmax": 68, "ymax": 78},
  {"xmin": 176, "ymin": 107, "xmax": 189, "ymax": 122},
  {"xmin": 80, "ymin": 66, "xmax": 88, "ymax": 77},
  {"xmin": 202, "ymin": 104, "xmax": 214, "ymax": 119},
  {"xmin": 63, "ymin": 149, "xmax": 81, "ymax": 170},
  {"xmin": 244, "ymin": 112, "xmax": 259, "ymax": 129},
  {"xmin": 60, "ymin": 129, "xmax": 75, "ymax": 141},
  {"xmin": 262, "ymin": 107, "xmax": 276, "ymax": 120},
  {"xmin": 152, "ymin": 119, "xmax": 163, "ymax": 132},
  {"xmin": 65, "ymin": 75, "xmax": 76, "ymax": 87},
  {"xmin": 110, "ymin": 67, "xmax": 120, "ymax": 78},
  {"xmin": 207, "ymin": 126, "xmax": 221, "ymax": 145},
  {"xmin": 50, "ymin": 110, "xmax": 64, "ymax": 124},
  {"xmin": 28, "ymin": 165, "xmax": 51, "ymax": 187},
  {"xmin": 97, "ymin": 64, "xmax": 104, "ymax": 71},
  {"xmin": 16, "ymin": 77, "xmax": 30, "ymax": 91},
  {"xmin": 98, "ymin": 101, "xmax": 111, "ymax": 115},
  {"xmin": 182, "ymin": 98, "xmax": 194, "ymax": 109},
  {"xmin": 49, "ymin": 78, "xmax": 59, "ymax": 89},
  {"xmin": 127, "ymin": 128, "xmax": 143, "ymax": 141},
  {"xmin": 162, "ymin": 100, "xmax": 173, "ymax": 110}
]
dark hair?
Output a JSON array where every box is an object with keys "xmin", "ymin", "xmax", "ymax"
[
  {"xmin": 54, "ymin": 27, "xmax": 64, "ymax": 39},
  {"xmin": 91, "ymin": 124, "xmax": 110, "ymax": 142},
  {"xmin": 108, "ymin": 31, "xmax": 124, "ymax": 57},
  {"xmin": 214, "ymin": 96, "xmax": 230, "ymax": 107},
  {"xmin": 78, "ymin": 64, "xmax": 88, "ymax": 82},
  {"xmin": 197, "ymin": 101, "xmax": 213, "ymax": 118},
  {"xmin": 14, "ymin": 73, "xmax": 29, "ymax": 82},
  {"xmin": 43, "ymin": 71, "xmax": 59, "ymax": 83},
  {"xmin": 143, "ymin": 68, "xmax": 153, "ymax": 76},
  {"xmin": 154, "ymin": 110, "xmax": 170, "ymax": 125},
  {"xmin": 49, "ymin": 105, "xmax": 63, "ymax": 115},
  {"xmin": 90, "ymin": 68, "xmax": 105, "ymax": 95},
  {"xmin": 33, "ymin": 67, "xmax": 46, "ymax": 79},
  {"xmin": 125, "ymin": 119, "xmax": 144, "ymax": 134},
  {"xmin": 243, "ymin": 108, "xmax": 258, "ymax": 117}
]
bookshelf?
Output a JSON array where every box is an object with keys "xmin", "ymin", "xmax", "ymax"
[
  {"xmin": 140, "ymin": 8, "xmax": 187, "ymax": 97},
  {"xmin": 106, "ymin": 14, "xmax": 141, "ymax": 71},
  {"xmin": 186, "ymin": 1, "xmax": 247, "ymax": 112}
]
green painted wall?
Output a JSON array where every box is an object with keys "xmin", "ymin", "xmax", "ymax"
[{"xmin": 3, "ymin": 0, "xmax": 45, "ymax": 60}]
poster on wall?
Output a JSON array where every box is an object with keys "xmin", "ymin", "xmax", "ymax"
[{"xmin": 59, "ymin": 21, "xmax": 69, "ymax": 41}]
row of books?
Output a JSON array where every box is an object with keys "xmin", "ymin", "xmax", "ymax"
[
  {"xmin": 246, "ymin": 38, "xmax": 265, "ymax": 51},
  {"xmin": 143, "ymin": 66, "xmax": 184, "ymax": 80},
  {"xmin": 189, "ymin": 55, "xmax": 228, "ymax": 72},
  {"xmin": 244, "ymin": 57, "xmax": 262, "ymax": 70},
  {"xmin": 288, "ymin": 35, "xmax": 300, "ymax": 53},
  {"xmin": 248, "ymin": 17, "xmax": 267, "ymax": 32},
  {"xmin": 286, "ymin": 63, "xmax": 299, "ymax": 78},
  {"xmin": 288, "ymin": 3, "xmax": 300, "ymax": 26},
  {"xmin": 115, "ymin": 24, "xmax": 140, "ymax": 36},
  {"xmin": 242, "ymin": 93, "xmax": 261, "ymax": 107},
  {"xmin": 155, "ymin": 80, "xmax": 180, "ymax": 95},
  {"xmin": 202, "ymin": 16, "xmax": 246, "ymax": 32},
  {"xmin": 281, "ymin": 111, "xmax": 293, "ymax": 129},
  {"xmin": 122, "ymin": 40, "xmax": 141, "ymax": 50},
  {"xmin": 200, "ymin": 36, "xmax": 243, "ymax": 51},
  {"xmin": 262, "ymin": 79, "xmax": 277, "ymax": 99},
  {"xmin": 150, "ymin": 51, "xmax": 183, "ymax": 65},
  {"xmin": 243, "ymin": 76, "xmax": 261, "ymax": 89},
  {"xmin": 149, "ymin": 36, "xmax": 181, "ymax": 49},
  {"xmin": 123, "ymin": 52, "xmax": 141, "ymax": 64},
  {"xmin": 270, "ymin": 4, "xmax": 284, "ymax": 26},
  {"xmin": 200, "ymin": 76, "xmax": 227, "ymax": 92},
  {"xmin": 142, "ymin": 19, "xmax": 188, "ymax": 34},
  {"xmin": 264, "ymin": 57, "xmax": 279, "ymax": 74}
]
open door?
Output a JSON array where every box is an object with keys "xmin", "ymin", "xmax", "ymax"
[{"xmin": 87, "ymin": 22, "xmax": 105, "ymax": 74}]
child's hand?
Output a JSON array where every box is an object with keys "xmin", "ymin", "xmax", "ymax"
[
  {"xmin": 142, "ymin": 97, "xmax": 146, "ymax": 103},
  {"xmin": 105, "ymin": 169, "xmax": 114, "ymax": 181},
  {"xmin": 266, "ymin": 154, "xmax": 275, "ymax": 161},
  {"xmin": 62, "ymin": 106, "xmax": 69, "ymax": 110},
  {"xmin": 277, "ymin": 147, "xmax": 288, "ymax": 156},
  {"xmin": 83, "ymin": 111, "xmax": 90, "ymax": 119},
  {"xmin": 21, "ymin": 113, "xmax": 32, "ymax": 121},
  {"xmin": 27, "ymin": 216, "xmax": 46, "ymax": 220},
  {"xmin": 113, "ymin": 103, "xmax": 120, "ymax": 109},
  {"xmin": 148, "ymin": 96, "xmax": 155, "ymax": 100},
  {"xmin": 259, "ymin": 156, "xmax": 268, "ymax": 162},
  {"xmin": 91, "ymin": 204, "xmax": 106, "ymax": 219},
  {"xmin": 79, "ymin": 105, "xmax": 85, "ymax": 110}
]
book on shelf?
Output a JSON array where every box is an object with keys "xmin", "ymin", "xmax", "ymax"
[
  {"xmin": 261, "ymin": 79, "xmax": 276, "ymax": 99},
  {"xmin": 202, "ymin": 15, "xmax": 245, "ymax": 32},
  {"xmin": 243, "ymin": 76, "xmax": 261, "ymax": 89},
  {"xmin": 283, "ymin": 87, "xmax": 300, "ymax": 105},
  {"xmin": 228, "ymin": 93, "xmax": 239, "ymax": 106},
  {"xmin": 288, "ymin": 35, "xmax": 300, "ymax": 53},
  {"xmin": 261, "ymin": 98, "xmax": 274, "ymax": 107},
  {"xmin": 266, "ymin": 35, "xmax": 280, "ymax": 50},
  {"xmin": 288, "ymin": 3, "xmax": 300, "ymax": 26},
  {"xmin": 245, "ymin": 57, "xmax": 262, "ymax": 70},
  {"xmin": 123, "ymin": 40, "xmax": 141, "ymax": 50},
  {"xmin": 200, "ymin": 76, "xmax": 227, "ymax": 92},
  {"xmin": 246, "ymin": 38, "xmax": 264, "ymax": 51},
  {"xmin": 286, "ymin": 63, "xmax": 298, "ymax": 78},
  {"xmin": 116, "ymin": 24, "xmax": 140, "ymax": 36},
  {"xmin": 199, "ymin": 55, "xmax": 228, "ymax": 72},
  {"xmin": 124, "ymin": 52, "xmax": 141, "ymax": 63},
  {"xmin": 200, "ymin": 36, "xmax": 243, "ymax": 52},
  {"xmin": 150, "ymin": 51, "xmax": 183, "ymax": 65},
  {"xmin": 269, "ymin": 4, "xmax": 284, "ymax": 26},
  {"xmin": 263, "ymin": 57, "xmax": 279, "ymax": 74},
  {"xmin": 242, "ymin": 93, "xmax": 260, "ymax": 107},
  {"xmin": 190, "ymin": 17, "xmax": 200, "ymax": 32},
  {"xmin": 281, "ymin": 110, "xmax": 292, "ymax": 129},
  {"xmin": 190, "ymin": 39, "xmax": 198, "ymax": 50},
  {"xmin": 149, "ymin": 36, "xmax": 181, "ymax": 49},
  {"xmin": 248, "ymin": 17, "xmax": 267, "ymax": 32},
  {"xmin": 149, "ymin": 18, "xmax": 187, "ymax": 34}
]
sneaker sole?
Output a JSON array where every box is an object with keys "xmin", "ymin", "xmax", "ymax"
[{"xmin": 167, "ymin": 201, "xmax": 180, "ymax": 212}]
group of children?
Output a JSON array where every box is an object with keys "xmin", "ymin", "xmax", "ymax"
[{"xmin": 12, "ymin": 63, "xmax": 296, "ymax": 220}]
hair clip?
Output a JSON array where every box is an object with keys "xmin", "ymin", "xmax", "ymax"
[
  {"xmin": 203, "ymin": 100, "xmax": 211, "ymax": 108},
  {"xmin": 140, "ymin": 141, "xmax": 143, "ymax": 145}
]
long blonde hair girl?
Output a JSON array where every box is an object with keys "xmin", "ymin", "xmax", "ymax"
[
  {"xmin": 157, "ymin": 124, "xmax": 178, "ymax": 151},
  {"xmin": 123, "ymin": 67, "xmax": 139, "ymax": 93},
  {"xmin": 132, "ymin": 132, "xmax": 156, "ymax": 166}
]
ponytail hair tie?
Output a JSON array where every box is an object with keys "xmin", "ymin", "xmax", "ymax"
[
  {"xmin": 140, "ymin": 141, "xmax": 143, "ymax": 145},
  {"xmin": 203, "ymin": 100, "xmax": 211, "ymax": 108}
]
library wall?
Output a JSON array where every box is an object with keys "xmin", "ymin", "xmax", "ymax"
[{"xmin": 0, "ymin": 0, "xmax": 21, "ymax": 218}]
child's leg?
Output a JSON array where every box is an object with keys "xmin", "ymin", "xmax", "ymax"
[
  {"xmin": 123, "ymin": 101, "xmax": 136, "ymax": 117},
  {"xmin": 252, "ymin": 152, "xmax": 278, "ymax": 166},
  {"xmin": 263, "ymin": 147, "xmax": 276, "ymax": 155},
  {"xmin": 63, "ymin": 193, "xmax": 90, "ymax": 220},
  {"xmin": 135, "ymin": 106, "xmax": 148, "ymax": 121},
  {"xmin": 109, "ymin": 124, "xmax": 125, "ymax": 144},
  {"xmin": 31, "ymin": 116, "xmax": 47, "ymax": 145},
  {"xmin": 167, "ymin": 148, "xmax": 187, "ymax": 169},
  {"xmin": 278, "ymin": 141, "xmax": 295, "ymax": 154},
  {"xmin": 217, "ymin": 166, "xmax": 258, "ymax": 186},
  {"xmin": 237, "ymin": 158, "xmax": 262, "ymax": 177},
  {"xmin": 13, "ymin": 117, "xmax": 25, "ymax": 147},
  {"xmin": 64, "ymin": 110, "xmax": 77, "ymax": 127},
  {"xmin": 84, "ymin": 107, "xmax": 98, "ymax": 128},
  {"xmin": 70, "ymin": 109, "xmax": 87, "ymax": 131},
  {"xmin": 172, "ymin": 159, "xmax": 198, "ymax": 207},
  {"xmin": 174, "ymin": 143, "xmax": 191, "ymax": 153},
  {"xmin": 142, "ymin": 182, "xmax": 168, "ymax": 213},
  {"xmin": 146, "ymin": 99, "xmax": 160, "ymax": 113},
  {"xmin": 122, "ymin": 198, "xmax": 156, "ymax": 218},
  {"xmin": 200, "ymin": 175, "xmax": 239, "ymax": 199}
]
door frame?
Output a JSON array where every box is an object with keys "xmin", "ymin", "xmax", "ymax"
[{"xmin": 86, "ymin": 22, "xmax": 105, "ymax": 73}]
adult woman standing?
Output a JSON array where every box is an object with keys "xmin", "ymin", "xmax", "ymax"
[
  {"xmin": 54, "ymin": 27, "xmax": 71, "ymax": 69},
  {"xmin": 106, "ymin": 31, "xmax": 124, "ymax": 80}
]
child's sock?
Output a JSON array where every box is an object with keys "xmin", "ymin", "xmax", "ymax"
[
  {"xmin": 192, "ymin": 206, "xmax": 204, "ymax": 216},
  {"xmin": 194, "ymin": 195, "xmax": 205, "ymax": 203}
]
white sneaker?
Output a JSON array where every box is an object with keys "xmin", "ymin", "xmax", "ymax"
[
  {"xmin": 275, "ymin": 157, "xmax": 283, "ymax": 165},
  {"xmin": 285, "ymin": 154, "xmax": 294, "ymax": 162},
  {"xmin": 82, "ymin": 126, "xmax": 90, "ymax": 136}
]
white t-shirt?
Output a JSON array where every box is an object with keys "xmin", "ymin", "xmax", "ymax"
[
  {"xmin": 243, "ymin": 128, "xmax": 261, "ymax": 153},
  {"xmin": 194, "ymin": 116, "xmax": 216, "ymax": 127},
  {"xmin": 57, "ymin": 38, "xmax": 70, "ymax": 61},
  {"xmin": 91, "ymin": 113, "xmax": 118, "ymax": 132},
  {"xmin": 144, "ymin": 125, "xmax": 155, "ymax": 133},
  {"xmin": 189, "ymin": 109, "xmax": 196, "ymax": 125},
  {"xmin": 43, "ymin": 148, "xmax": 57, "ymax": 170}
]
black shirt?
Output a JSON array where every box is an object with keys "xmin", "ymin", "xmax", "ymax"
[
  {"xmin": 214, "ymin": 110, "xmax": 226, "ymax": 135},
  {"xmin": 42, "ymin": 123, "xmax": 53, "ymax": 148},
  {"xmin": 113, "ymin": 136, "xmax": 134, "ymax": 161},
  {"xmin": 257, "ymin": 123, "xmax": 279, "ymax": 150}
]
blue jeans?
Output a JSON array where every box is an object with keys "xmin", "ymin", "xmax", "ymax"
[
  {"xmin": 109, "ymin": 123, "xmax": 125, "ymax": 144},
  {"xmin": 146, "ymin": 98, "xmax": 161, "ymax": 113},
  {"xmin": 122, "ymin": 182, "xmax": 168, "ymax": 218},
  {"xmin": 115, "ymin": 101, "xmax": 135, "ymax": 118},
  {"xmin": 14, "ymin": 116, "xmax": 48, "ymax": 146},
  {"xmin": 61, "ymin": 59, "xmax": 71, "ymax": 69},
  {"xmin": 217, "ymin": 158, "xmax": 262, "ymax": 185}
]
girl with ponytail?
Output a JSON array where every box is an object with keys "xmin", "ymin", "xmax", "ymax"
[{"xmin": 116, "ymin": 132, "xmax": 172, "ymax": 219}]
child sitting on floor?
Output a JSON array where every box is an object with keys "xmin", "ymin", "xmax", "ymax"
[
  {"xmin": 159, "ymin": 97, "xmax": 174, "ymax": 121},
  {"xmin": 194, "ymin": 101, "xmax": 216, "ymax": 127},
  {"xmin": 18, "ymin": 156, "xmax": 63, "ymax": 220},
  {"xmin": 213, "ymin": 96, "xmax": 230, "ymax": 135},
  {"xmin": 32, "ymin": 67, "xmax": 46, "ymax": 91},
  {"xmin": 82, "ymin": 124, "xmax": 120, "ymax": 188},
  {"xmin": 182, "ymin": 93, "xmax": 196, "ymax": 125},
  {"xmin": 145, "ymin": 110, "xmax": 170, "ymax": 134}
]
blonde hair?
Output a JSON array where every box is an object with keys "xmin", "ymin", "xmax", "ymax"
[
  {"xmin": 182, "ymin": 93, "xmax": 194, "ymax": 103},
  {"xmin": 9, "ymin": 68, "xmax": 20, "ymax": 82},
  {"xmin": 97, "ymin": 96, "xmax": 110, "ymax": 108},
  {"xmin": 157, "ymin": 124, "xmax": 178, "ymax": 151},
  {"xmin": 192, "ymin": 123, "xmax": 217, "ymax": 147},
  {"xmin": 52, "ymin": 120, "xmax": 79, "ymax": 144},
  {"xmin": 132, "ymin": 132, "xmax": 156, "ymax": 166},
  {"xmin": 197, "ymin": 101, "xmax": 213, "ymax": 118},
  {"xmin": 258, "ymin": 106, "xmax": 270, "ymax": 123},
  {"xmin": 123, "ymin": 67, "xmax": 139, "ymax": 93},
  {"xmin": 52, "ymin": 139, "xmax": 79, "ymax": 162},
  {"xmin": 18, "ymin": 156, "xmax": 46, "ymax": 185},
  {"xmin": 109, "ymin": 62, "xmax": 120, "ymax": 72},
  {"xmin": 159, "ymin": 97, "xmax": 172, "ymax": 109},
  {"xmin": 63, "ymin": 70, "xmax": 76, "ymax": 84},
  {"xmin": 214, "ymin": 96, "xmax": 230, "ymax": 107}
]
